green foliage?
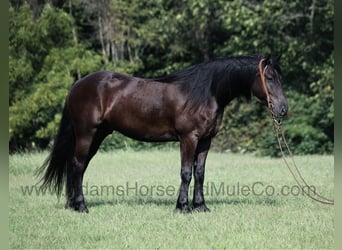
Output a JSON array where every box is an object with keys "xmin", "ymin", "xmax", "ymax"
[
  {"xmin": 9, "ymin": 3, "xmax": 35, "ymax": 103},
  {"xmin": 9, "ymin": 0, "xmax": 333, "ymax": 155},
  {"xmin": 9, "ymin": 3, "xmax": 102, "ymax": 150}
]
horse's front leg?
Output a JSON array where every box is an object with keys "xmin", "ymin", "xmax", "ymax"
[
  {"xmin": 176, "ymin": 135, "xmax": 198, "ymax": 213},
  {"xmin": 192, "ymin": 138, "xmax": 212, "ymax": 212}
]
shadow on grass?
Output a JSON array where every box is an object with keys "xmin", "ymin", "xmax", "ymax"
[
  {"xmin": 86, "ymin": 197, "xmax": 174, "ymax": 208},
  {"xmin": 85, "ymin": 196, "xmax": 280, "ymax": 209},
  {"xmin": 206, "ymin": 197, "xmax": 278, "ymax": 206}
]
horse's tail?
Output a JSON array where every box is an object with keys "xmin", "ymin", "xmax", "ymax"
[{"xmin": 36, "ymin": 102, "xmax": 74, "ymax": 197}]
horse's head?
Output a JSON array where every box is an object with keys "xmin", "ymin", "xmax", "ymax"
[{"xmin": 252, "ymin": 55, "xmax": 288, "ymax": 119}]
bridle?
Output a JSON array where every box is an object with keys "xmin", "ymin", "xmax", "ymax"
[
  {"xmin": 258, "ymin": 58, "xmax": 334, "ymax": 205},
  {"xmin": 258, "ymin": 59, "xmax": 271, "ymax": 110}
]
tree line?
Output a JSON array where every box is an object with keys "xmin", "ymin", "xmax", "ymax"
[{"xmin": 9, "ymin": 0, "xmax": 334, "ymax": 155}]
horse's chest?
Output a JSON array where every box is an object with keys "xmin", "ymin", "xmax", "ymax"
[
  {"xmin": 199, "ymin": 110, "xmax": 223, "ymax": 137},
  {"xmin": 177, "ymin": 100, "xmax": 223, "ymax": 138}
]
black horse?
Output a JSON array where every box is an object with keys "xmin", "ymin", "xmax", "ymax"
[{"xmin": 37, "ymin": 54, "xmax": 288, "ymax": 213}]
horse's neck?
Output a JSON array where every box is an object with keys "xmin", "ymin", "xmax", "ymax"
[{"xmin": 214, "ymin": 68, "xmax": 255, "ymax": 108}]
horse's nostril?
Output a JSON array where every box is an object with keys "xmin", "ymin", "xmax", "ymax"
[{"xmin": 280, "ymin": 106, "xmax": 288, "ymax": 116}]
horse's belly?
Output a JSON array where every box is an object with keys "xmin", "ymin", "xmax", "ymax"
[
  {"xmin": 105, "ymin": 101, "xmax": 178, "ymax": 142},
  {"xmin": 109, "ymin": 116, "xmax": 178, "ymax": 142}
]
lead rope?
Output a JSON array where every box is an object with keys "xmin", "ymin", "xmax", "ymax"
[{"xmin": 258, "ymin": 59, "xmax": 334, "ymax": 205}]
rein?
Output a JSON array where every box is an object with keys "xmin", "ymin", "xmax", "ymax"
[{"xmin": 258, "ymin": 59, "xmax": 334, "ymax": 205}]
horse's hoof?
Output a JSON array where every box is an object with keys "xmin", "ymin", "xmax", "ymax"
[
  {"xmin": 175, "ymin": 205, "xmax": 192, "ymax": 214},
  {"xmin": 74, "ymin": 204, "xmax": 89, "ymax": 213},
  {"xmin": 193, "ymin": 204, "xmax": 211, "ymax": 213},
  {"xmin": 65, "ymin": 200, "xmax": 74, "ymax": 210}
]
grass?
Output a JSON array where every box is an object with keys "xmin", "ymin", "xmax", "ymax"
[{"xmin": 10, "ymin": 150, "xmax": 334, "ymax": 249}]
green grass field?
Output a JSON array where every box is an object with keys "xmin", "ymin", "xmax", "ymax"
[{"xmin": 9, "ymin": 150, "xmax": 334, "ymax": 249}]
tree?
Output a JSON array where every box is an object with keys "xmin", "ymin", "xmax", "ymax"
[
  {"xmin": 9, "ymin": 0, "xmax": 334, "ymax": 155},
  {"xmin": 9, "ymin": 3, "xmax": 102, "ymax": 150}
]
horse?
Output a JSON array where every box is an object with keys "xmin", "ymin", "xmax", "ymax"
[{"xmin": 37, "ymin": 54, "xmax": 288, "ymax": 213}]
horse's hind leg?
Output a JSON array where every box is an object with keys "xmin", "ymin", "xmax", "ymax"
[
  {"xmin": 68, "ymin": 132, "xmax": 94, "ymax": 212},
  {"xmin": 86, "ymin": 128, "xmax": 109, "ymax": 165},
  {"xmin": 66, "ymin": 128, "xmax": 109, "ymax": 212}
]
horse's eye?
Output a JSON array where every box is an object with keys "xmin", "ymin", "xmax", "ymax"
[{"xmin": 266, "ymin": 76, "xmax": 273, "ymax": 81}]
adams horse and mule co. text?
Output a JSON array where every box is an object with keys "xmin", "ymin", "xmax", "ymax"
[{"xmin": 37, "ymin": 55, "xmax": 288, "ymax": 213}]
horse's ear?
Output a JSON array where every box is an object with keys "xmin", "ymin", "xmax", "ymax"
[
  {"xmin": 275, "ymin": 54, "xmax": 281, "ymax": 62},
  {"xmin": 263, "ymin": 54, "xmax": 271, "ymax": 66}
]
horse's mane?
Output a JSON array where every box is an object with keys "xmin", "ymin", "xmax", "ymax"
[{"xmin": 154, "ymin": 55, "xmax": 266, "ymax": 108}]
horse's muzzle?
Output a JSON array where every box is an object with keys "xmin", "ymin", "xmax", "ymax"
[{"xmin": 279, "ymin": 104, "xmax": 288, "ymax": 117}]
